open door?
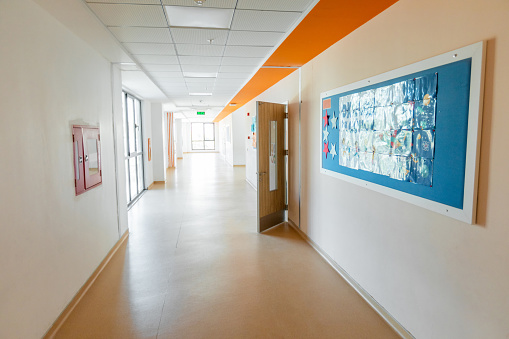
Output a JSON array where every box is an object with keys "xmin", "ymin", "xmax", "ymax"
[{"xmin": 257, "ymin": 101, "xmax": 287, "ymax": 233}]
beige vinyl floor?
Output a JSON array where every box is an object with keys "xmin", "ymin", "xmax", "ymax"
[{"xmin": 55, "ymin": 153, "xmax": 399, "ymax": 339}]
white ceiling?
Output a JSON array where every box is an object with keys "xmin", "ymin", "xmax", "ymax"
[{"xmin": 84, "ymin": 0, "xmax": 317, "ymax": 121}]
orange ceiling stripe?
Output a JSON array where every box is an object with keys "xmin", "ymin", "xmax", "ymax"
[
  {"xmin": 213, "ymin": 68, "xmax": 296, "ymax": 122},
  {"xmin": 214, "ymin": 0, "xmax": 398, "ymax": 122}
]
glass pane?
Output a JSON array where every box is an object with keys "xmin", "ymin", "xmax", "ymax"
[
  {"xmin": 87, "ymin": 138, "xmax": 99, "ymax": 176},
  {"xmin": 129, "ymin": 158, "xmax": 137, "ymax": 201},
  {"xmin": 135, "ymin": 99, "xmax": 142, "ymax": 152},
  {"xmin": 122, "ymin": 93, "xmax": 128, "ymax": 157},
  {"xmin": 192, "ymin": 123, "xmax": 203, "ymax": 141},
  {"xmin": 125, "ymin": 159, "xmax": 130, "ymax": 203},
  {"xmin": 192, "ymin": 141, "xmax": 204, "ymax": 150},
  {"xmin": 137, "ymin": 155, "xmax": 144, "ymax": 194},
  {"xmin": 204, "ymin": 123, "xmax": 214, "ymax": 141},
  {"xmin": 204, "ymin": 141, "xmax": 215, "ymax": 150},
  {"xmin": 127, "ymin": 97, "xmax": 135, "ymax": 154},
  {"xmin": 269, "ymin": 121, "xmax": 277, "ymax": 191},
  {"xmin": 74, "ymin": 141, "xmax": 80, "ymax": 181}
]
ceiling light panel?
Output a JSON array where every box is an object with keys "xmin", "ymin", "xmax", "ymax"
[
  {"xmin": 165, "ymin": 6, "xmax": 234, "ymax": 29},
  {"xmin": 171, "ymin": 28, "xmax": 228, "ymax": 45},
  {"xmin": 224, "ymin": 46, "xmax": 273, "ymax": 58},
  {"xmin": 227, "ymin": 31, "xmax": 284, "ymax": 47},
  {"xmin": 185, "ymin": 78, "xmax": 217, "ymax": 83},
  {"xmin": 150, "ymin": 71, "xmax": 185, "ymax": 79},
  {"xmin": 123, "ymin": 43, "xmax": 176, "ymax": 55},
  {"xmin": 231, "ymin": 10, "xmax": 301, "ymax": 32},
  {"xmin": 161, "ymin": 0, "xmax": 237, "ymax": 8},
  {"xmin": 236, "ymin": 0, "xmax": 314, "ymax": 11},
  {"xmin": 219, "ymin": 65, "xmax": 257, "ymax": 73},
  {"xmin": 179, "ymin": 56, "xmax": 222, "ymax": 65},
  {"xmin": 143, "ymin": 64, "xmax": 182, "ymax": 72},
  {"xmin": 87, "ymin": 4, "xmax": 167, "ymax": 27},
  {"xmin": 134, "ymin": 55, "xmax": 179, "ymax": 64},
  {"xmin": 108, "ymin": 27, "xmax": 172, "ymax": 43},
  {"xmin": 176, "ymin": 44, "xmax": 225, "ymax": 56}
]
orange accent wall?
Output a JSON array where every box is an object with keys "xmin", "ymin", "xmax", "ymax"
[{"xmin": 214, "ymin": 0, "xmax": 398, "ymax": 122}]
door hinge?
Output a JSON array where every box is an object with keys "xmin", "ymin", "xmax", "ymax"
[
  {"xmin": 285, "ymin": 204, "xmax": 288, "ymax": 210},
  {"xmin": 98, "ymin": 134, "xmax": 101, "ymax": 141},
  {"xmin": 285, "ymin": 113, "xmax": 288, "ymax": 119},
  {"xmin": 284, "ymin": 150, "xmax": 289, "ymax": 156},
  {"xmin": 74, "ymin": 179, "xmax": 77, "ymax": 188}
]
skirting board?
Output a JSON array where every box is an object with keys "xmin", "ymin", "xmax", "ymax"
[
  {"xmin": 287, "ymin": 219, "xmax": 414, "ymax": 339},
  {"xmin": 43, "ymin": 230, "xmax": 129, "ymax": 338},
  {"xmin": 246, "ymin": 178, "xmax": 257, "ymax": 191}
]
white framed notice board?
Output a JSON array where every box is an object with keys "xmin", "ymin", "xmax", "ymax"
[{"xmin": 320, "ymin": 41, "xmax": 486, "ymax": 224}]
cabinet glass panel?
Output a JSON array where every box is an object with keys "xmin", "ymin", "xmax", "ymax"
[{"xmin": 87, "ymin": 138, "xmax": 99, "ymax": 175}]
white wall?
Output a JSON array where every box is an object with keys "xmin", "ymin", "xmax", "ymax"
[
  {"xmin": 232, "ymin": 110, "xmax": 246, "ymax": 166},
  {"xmin": 0, "ymin": 1, "xmax": 126, "ymax": 338},
  {"xmin": 142, "ymin": 101, "xmax": 153, "ymax": 188},
  {"xmin": 175, "ymin": 118, "xmax": 183, "ymax": 159},
  {"xmin": 295, "ymin": 0, "xmax": 508, "ymax": 338},
  {"xmin": 151, "ymin": 103, "xmax": 165, "ymax": 181},
  {"xmin": 219, "ymin": 114, "xmax": 234, "ymax": 165}
]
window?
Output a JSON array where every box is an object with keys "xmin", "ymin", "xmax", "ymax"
[
  {"xmin": 122, "ymin": 91, "xmax": 145, "ymax": 206},
  {"xmin": 191, "ymin": 123, "xmax": 215, "ymax": 150}
]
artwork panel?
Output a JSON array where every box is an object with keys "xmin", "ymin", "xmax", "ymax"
[
  {"xmin": 410, "ymin": 157, "xmax": 434, "ymax": 186},
  {"xmin": 413, "ymin": 129, "xmax": 435, "ymax": 159},
  {"xmin": 390, "ymin": 156, "xmax": 411, "ymax": 181},
  {"xmin": 414, "ymin": 99, "xmax": 436, "ymax": 129},
  {"xmin": 415, "ymin": 73, "xmax": 438, "ymax": 101},
  {"xmin": 360, "ymin": 106, "xmax": 374, "ymax": 131},
  {"xmin": 391, "ymin": 130, "xmax": 412, "ymax": 156},
  {"xmin": 351, "ymin": 109, "xmax": 360, "ymax": 131},
  {"xmin": 358, "ymin": 130, "xmax": 374, "ymax": 153},
  {"xmin": 360, "ymin": 89, "xmax": 375, "ymax": 109},
  {"xmin": 373, "ymin": 130, "xmax": 392, "ymax": 155},
  {"xmin": 350, "ymin": 92, "xmax": 361, "ymax": 111},
  {"xmin": 359, "ymin": 151, "xmax": 374, "ymax": 172},
  {"xmin": 373, "ymin": 106, "xmax": 387, "ymax": 131},
  {"xmin": 375, "ymin": 85, "xmax": 393, "ymax": 107},
  {"xmin": 394, "ymin": 102, "xmax": 414, "ymax": 130}
]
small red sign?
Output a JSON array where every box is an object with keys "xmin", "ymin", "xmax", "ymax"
[{"xmin": 323, "ymin": 98, "xmax": 331, "ymax": 109}]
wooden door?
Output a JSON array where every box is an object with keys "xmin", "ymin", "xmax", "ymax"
[{"xmin": 257, "ymin": 101, "xmax": 286, "ymax": 232}]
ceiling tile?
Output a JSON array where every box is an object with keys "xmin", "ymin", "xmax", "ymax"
[
  {"xmin": 87, "ymin": 0, "xmax": 160, "ymax": 3},
  {"xmin": 231, "ymin": 10, "xmax": 301, "ymax": 32},
  {"xmin": 109, "ymin": 27, "xmax": 172, "ymax": 43},
  {"xmin": 179, "ymin": 56, "xmax": 222, "ymax": 65},
  {"xmin": 227, "ymin": 31, "xmax": 284, "ymax": 47},
  {"xmin": 150, "ymin": 71, "xmax": 185, "ymax": 78},
  {"xmin": 185, "ymin": 78, "xmax": 217, "ymax": 83},
  {"xmin": 181, "ymin": 65, "xmax": 220, "ymax": 73},
  {"xmin": 220, "ymin": 57, "xmax": 264, "ymax": 66},
  {"xmin": 171, "ymin": 28, "xmax": 228, "ymax": 45},
  {"xmin": 217, "ymin": 72, "xmax": 252, "ymax": 79},
  {"xmin": 224, "ymin": 45, "xmax": 272, "ymax": 57},
  {"xmin": 87, "ymin": 4, "xmax": 167, "ymax": 27},
  {"xmin": 123, "ymin": 43, "xmax": 176, "ymax": 55},
  {"xmin": 236, "ymin": 0, "xmax": 314, "ymax": 11},
  {"xmin": 219, "ymin": 65, "xmax": 257, "ymax": 73},
  {"xmin": 161, "ymin": 0, "xmax": 237, "ymax": 9},
  {"xmin": 143, "ymin": 64, "xmax": 182, "ymax": 72},
  {"xmin": 176, "ymin": 44, "xmax": 225, "ymax": 56},
  {"xmin": 133, "ymin": 55, "xmax": 179, "ymax": 64}
]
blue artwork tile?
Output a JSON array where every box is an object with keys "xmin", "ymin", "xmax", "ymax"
[
  {"xmin": 351, "ymin": 109, "xmax": 360, "ymax": 131},
  {"xmin": 403, "ymin": 79, "xmax": 415, "ymax": 102},
  {"xmin": 358, "ymin": 130, "xmax": 374, "ymax": 153},
  {"xmin": 385, "ymin": 105, "xmax": 398, "ymax": 130},
  {"xmin": 360, "ymin": 89, "xmax": 375, "ymax": 110},
  {"xmin": 359, "ymin": 151, "xmax": 374, "ymax": 172},
  {"xmin": 410, "ymin": 157, "xmax": 434, "ymax": 186},
  {"xmin": 394, "ymin": 102, "xmax": 413, "ymax": 130},
  {"xmin": 390, "ymin": 156, "xmax": 411, "ymax": 181},
  {"xmin": 414, "ymin": 99, "xmax": 436, "ymax": 129},
  {"xmin": 373, "ymin": 106, "xmax": 387, "ymax": 131},
  {"xmin": 392, "ymin": 81, "xmax": 405, "ymax": 105},
  {"xmin": 373, "ymin": 130, "xmax": 392, "ymax": 155},
  {"xmin": 360, "ymin": 106, "xmax": 374, "ymax": 131},
  {"xmin": 339, "ymin": 94, "xmax": 351, "ymax": 112},
  {"xmin": 391, "ymin": 130, "xmax": 412, "ymax": 156},
  {"xmin": 350, "ymin": 93, "xmax": 361, "ymax": 112},
  {"xmin": 340, "ymin": 109, "xmax": 351, "ymax": 130},
  {"xmin": 414, "ymin": 73, "xmax": 438, "ymax": 101},
  {"xmin": 412, "ymin": 130, "xmax": 435, "ymax": 159},
  {"xmin": 375, "ymin": 85, "xmax": 392, "ymax": 107}
]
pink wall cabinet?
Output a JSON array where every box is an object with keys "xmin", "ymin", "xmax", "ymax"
[{"xmin": 73, "ymin": 126, "xmax": 102, "ymax": 195}]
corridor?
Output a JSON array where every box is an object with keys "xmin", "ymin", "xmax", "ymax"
[{"xmin": 55, "ymin": 154, "xmax": 398, "ymax": 339}]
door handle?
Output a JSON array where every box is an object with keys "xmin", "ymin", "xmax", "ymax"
[{"xmin": 257, "ymin": 172, "xmax": 266, "ymax": 175}]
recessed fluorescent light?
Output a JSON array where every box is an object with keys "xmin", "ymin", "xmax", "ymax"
[
  {"xmin": 189, "ymin": 93, "xmax": 212, "ymax": 96},
  {"xmin": 183, "ymin": 72, "xmax": 217, "ymax": 78},
  {"xmin": 165, "ymin": 6, "xmax": 234, "ymax": 29}
]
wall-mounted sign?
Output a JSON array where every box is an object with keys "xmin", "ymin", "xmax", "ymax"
[{"xmin": 197, "ymin": 111, "xmax": 205, "ymax": 115}]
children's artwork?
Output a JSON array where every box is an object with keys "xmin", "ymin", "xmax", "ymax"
[
  {"xmin": 320, "ymin": 42, "xmax": 486, "ymax": 224},
  {"xmin": 321, "ymin": 71, "xmax": 437, "ymax": 187}
]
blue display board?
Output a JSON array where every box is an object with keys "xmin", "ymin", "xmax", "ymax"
[{"xmin": 321, "ymin": 59, "xmax": 472, "ymax": 209}]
